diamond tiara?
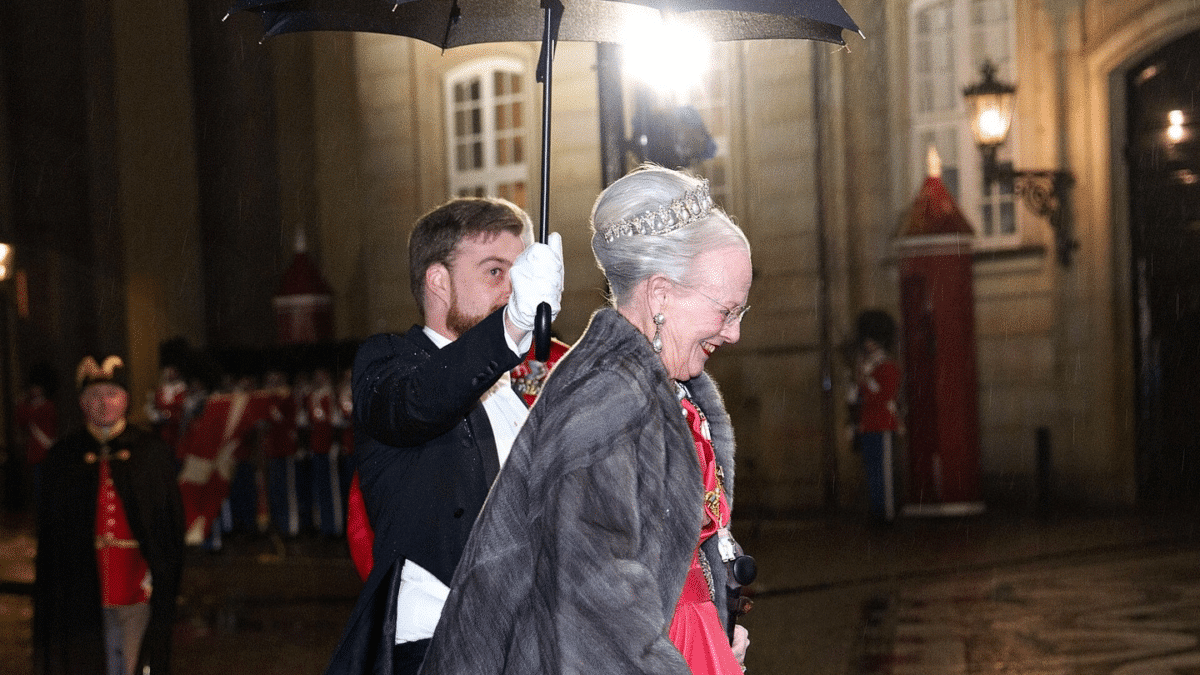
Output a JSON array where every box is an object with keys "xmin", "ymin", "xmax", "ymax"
[{"xmin": 597, "ymin": 180, "xmax": 715, "ymax": 243}]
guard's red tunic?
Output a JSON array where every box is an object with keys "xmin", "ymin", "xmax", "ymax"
[{"xmin": 94, "ymin": 454, "xmax": 151, "ymax": 606}]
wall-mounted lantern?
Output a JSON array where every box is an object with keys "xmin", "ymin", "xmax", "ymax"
[{"xmin": 963, "ymin": 60, "xmax": 1077, "ymax": 266}]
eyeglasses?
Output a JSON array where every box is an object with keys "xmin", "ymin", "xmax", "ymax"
[{"xmin": 683, "ymin": 286, "xmax": 750, "ymax": 327}]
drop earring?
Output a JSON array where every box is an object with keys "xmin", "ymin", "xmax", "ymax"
[{"xmin": 652, "ymin": 313, "xmax": 665, "ymax": 353}]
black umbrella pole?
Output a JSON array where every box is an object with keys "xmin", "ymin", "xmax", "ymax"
[{"xmin": 534, "ymin": 0, "xmax": 560, "ymax": 362}]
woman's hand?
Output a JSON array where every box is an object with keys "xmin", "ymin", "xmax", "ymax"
[{"xmin": 732, "ymin": 625, "xmax": 750, "ymax": 668}]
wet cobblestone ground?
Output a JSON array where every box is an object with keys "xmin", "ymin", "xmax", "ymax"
[
  {"xmin": 861, "ymin": 545, "xmax": 1200, "ymax": 675},
  {"xmin": 2, "ymin": 506, "xmax": 1198, "ymax": 675}
]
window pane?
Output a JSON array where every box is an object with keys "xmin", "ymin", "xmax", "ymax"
[
  {"xmin": 447, "ymin": 64, "xmax": 529, "ymax": 204},
  {"xmin": 915, "ymin": 1, "xmax": 956, "ymax": 115},
  {"xmin": 910, "ymin": 0, "xmax": 1016, "ymax": 244},
  {"xmin": 932, "ymin": 63, "xmax": 955, "ymax": 113},
  {"xmin": 999, "ymin": 200, "xmax": 1015, "ymax": 235},
  {"xmin": 511, "ymin": 181, "xmax": 526, "ymax": 209},
  {"xmin": 917, "ymin": 81, "xmax": 933, "ymax": 114},
  {"xmin": 942, "ymin": 166, "xmax": 961, "ymax": 203}
]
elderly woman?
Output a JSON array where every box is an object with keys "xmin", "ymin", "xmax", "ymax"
[{"xmin": 419, "ymin": 165, "xmax": 752, "ymax": 675}]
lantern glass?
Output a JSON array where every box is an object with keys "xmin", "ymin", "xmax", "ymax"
[
  {"xmin": 968, "ymin": 91, "xmax": 1014, "ymax": 147},
  {"xmin": 963, "ymin": 60, "xmax": 1017, "ymax": 148}
]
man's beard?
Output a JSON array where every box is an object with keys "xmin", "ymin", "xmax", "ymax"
[{"xmin": 446, "ymin": 286, "xmax": 504, "ymax": 338}]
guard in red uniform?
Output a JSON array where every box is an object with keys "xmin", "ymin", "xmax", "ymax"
[
  {"xmin": 307, "ymin": 368, "xmax": 343, "ymax": 536},
  {"xmin": 848, "ymin": 310, "xmax": 902, "ymax": 523},
  {"xmin": 145, "ymin": 365, "xmax": 186, "ymax": 451},
  {"xmin": 176, "ymin": 385, "xmax": 267, "ymax": 546},
  {"xmin": 15, "ymin": 364, "xmax": 58, "ymax": 508},
  {"xmin": 262, "ymin": 371, "xmax": 301, "ymax": 536},
  {"xmin": 34, "ymin": 356, "xmax": 185, "ymax": 675},
  {"xmin": 225, "ymin": 376, "xmax": 266, "ymax": 536}
]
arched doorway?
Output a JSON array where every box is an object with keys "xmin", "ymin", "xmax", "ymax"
[{"xmin": 1127, "ymin": 29, "xmax": 1200, "ymax": 503}]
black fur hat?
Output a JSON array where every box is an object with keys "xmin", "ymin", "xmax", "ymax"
[{"xmin": 855, "ymin": 310, "xmax": 897, "ymax": 352}]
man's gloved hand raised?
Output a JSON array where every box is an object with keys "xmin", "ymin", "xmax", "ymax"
[{"xmin": 505, "ymin": 231, "xmax": 563, "ymax": 353}]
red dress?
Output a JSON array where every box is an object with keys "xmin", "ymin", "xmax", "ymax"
[{"xmin": 669, "ymin": 394, "xmax": 743, "ymax": 675}]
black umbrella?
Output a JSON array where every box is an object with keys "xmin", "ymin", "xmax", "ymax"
[{"xmin": 231, "ymin": 0, "xmax": 861, "ymax": 359}]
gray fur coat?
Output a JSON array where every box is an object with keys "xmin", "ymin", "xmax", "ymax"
[{"xmin": 418, "ymin": 307, "xmax": 736, "ymax": 675}]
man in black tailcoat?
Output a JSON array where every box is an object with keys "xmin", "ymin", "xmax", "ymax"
[{"xmin": 324, "ymin": 197, "xmax": 563, "ymax": 675}]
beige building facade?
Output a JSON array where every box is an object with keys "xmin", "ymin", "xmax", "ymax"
[{"xmin": 5, "ymin": 0, "xmax": 1198, "ymax": 513}]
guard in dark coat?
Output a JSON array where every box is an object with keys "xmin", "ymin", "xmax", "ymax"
[
  {"xmin": 34, "ymin": 356, "xmax": 186, "ymax": 675},
  {"xmin": 324, "ymin": 197, "xmax": 563, "ymax": 675}
]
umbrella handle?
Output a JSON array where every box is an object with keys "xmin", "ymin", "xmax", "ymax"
[
  {"xmin": 533, "ymin": 0, "xmax": 561, "ymax": 364},
  {"xmin": 535, "ymin": 303, "xmax": 552, "ymax": 362}
]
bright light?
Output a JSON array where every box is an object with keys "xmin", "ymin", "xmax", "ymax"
[
  {"xmin": 621, "ymin": 18, "xmax": 712, "ymax": 97},
  {"xmin": 0, "ymin": 244, "xmax": 11, "ymax": 282},
  {"xmin": 1167, "ymin": 109, "xmax": 1186, "ymax": 144},
  {"xmin": 926, "ymin": 145, "xmax": 942, "ymax": 178},
  {"xmin": 977, "ymin": 109, "xmax": 1009, "ymax": 140}
]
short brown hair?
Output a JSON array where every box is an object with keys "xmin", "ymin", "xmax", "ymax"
[{"xmin": 408, "ymin": 198, "xmax": 532, "ymax": 315}]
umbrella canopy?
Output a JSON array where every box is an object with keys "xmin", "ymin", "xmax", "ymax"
[
  {"xmin": 231, "ymin": 0, "xmax": 861, "ymax": 358},
  {"xmin": 237, "ymin": 0, "xmax": 860, "ymax": 46}
]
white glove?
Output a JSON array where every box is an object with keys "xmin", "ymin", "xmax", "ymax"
[
  {"xmin": 732, "ymin": 625, "xmax": 750, "ymax": 666},
  {"xmin": 505, "ymin": 231, "xmax": 564, "ymax": 335}
]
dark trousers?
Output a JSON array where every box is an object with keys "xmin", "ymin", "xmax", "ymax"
[
  {"xmin": 228, "ymin": 460, "xmax": 259, "ymax": 533},
  {"xmin": 294, "ymin": 453, "xmax": 315, "ymax": 533},
  {"xmin": 392, "ymin": 639, "xmax": 431, "ymax": 675},
  {"xmin": 312, "ymin": 449, "xmax": 344, "ymax": 536},
  {"xmin": 860, "ymin": 430, "xmax": 896, "ymax": 522},
  {"xmin": 268, "ymin": 456, "xmax": 299, "ymax": 536}
]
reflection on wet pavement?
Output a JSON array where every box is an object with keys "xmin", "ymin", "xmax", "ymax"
[
  {"xmin": 2, "ymin": 508, "xmax": 1199, "ymax": 675},
  {"xmin": 866, "ymin": 548, "xmax": 1200, "ymax": 675}
]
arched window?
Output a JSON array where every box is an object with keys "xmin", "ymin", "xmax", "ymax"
[
  {"xmin": 909, "ymin": 0, "xmax": 1018, "ymax": 244},
  {"xmin": 445, "ymin": 58, "xmax": 530, "ymax": 208}
]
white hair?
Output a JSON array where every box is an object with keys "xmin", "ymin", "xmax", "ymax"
[{"xmin": 590, "ymin": 165, "xmax": 749, "ymax": 306}]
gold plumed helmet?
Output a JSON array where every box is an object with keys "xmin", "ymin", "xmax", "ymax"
[{"xmin": 75, "ymin": 355, "xmax": 128, "ymax": 392}]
